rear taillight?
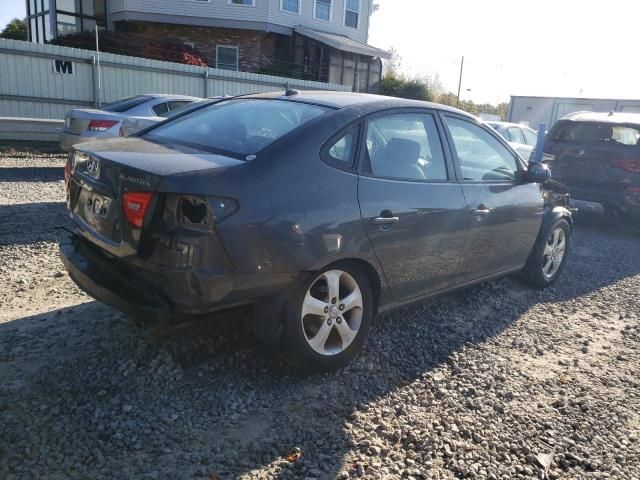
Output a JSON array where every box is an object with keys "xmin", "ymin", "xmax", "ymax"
[
  {"xmin": 64, "ymin": 156, "xmax": 72, "ymax": 185},
  {"xmin": 611, "ymin": 159, "xmax": 640, "ymax": 174},
  {"xmin": 87, "ymin": 119, "xmax": 119, "ymax": 132},
  {"xmin": 122, "ymin": 191, "xmax": 153, "ymax": 228}
]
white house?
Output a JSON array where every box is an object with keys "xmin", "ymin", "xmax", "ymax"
[{"xmin": 25, "ymin": 0, "xmax": 389, "ymax": 91}]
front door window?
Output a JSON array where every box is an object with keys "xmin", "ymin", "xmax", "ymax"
[{"xmin": 445, "ymin": 117, "xmax": 519, "ymax": 181}]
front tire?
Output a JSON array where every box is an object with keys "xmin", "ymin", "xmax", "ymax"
[
  {"xmin": 520, "ymin": 218, "xmax": 571, "ymax": 289},
  {"xmin": 282, "ymin": 263, "xmax": 374, "ymax": 372}
]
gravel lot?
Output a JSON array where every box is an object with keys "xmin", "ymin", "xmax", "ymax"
[{"xmin": 1, "ymin": 150, "xmax": 639, "ymax": 480}]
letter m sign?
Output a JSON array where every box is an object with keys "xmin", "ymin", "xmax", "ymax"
[{"xmin": 53, "ymin": 59, "xmax": 74, "ymax": 75}]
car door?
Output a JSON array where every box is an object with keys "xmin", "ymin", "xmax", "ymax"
[
  {"xmin": 441, "ymin": 114, "xmax": 544, "ymax": 282},
  {"xmin": 357, "ymin": 110, "xmax": 469, "ymax": 301}
]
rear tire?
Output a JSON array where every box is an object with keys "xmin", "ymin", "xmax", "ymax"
[
  {"xmin": 520, "ymin": 218, "xmax": 571, "ymax": 289},
  {"xmin": 282, "ymin": 262, "xmax": 374, "ymax": 372}
]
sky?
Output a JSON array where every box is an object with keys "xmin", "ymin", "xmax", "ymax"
[
  {"xmin": 368, "ymin": 0, "xmax": 640, "ymax": 104},
  {"xmin": 0, "ymin": 1, "xmax": 25, "ymax": 32},
  {"xmin": 2, "ymin": 0, "xmax": 639, "ymax": 105}
]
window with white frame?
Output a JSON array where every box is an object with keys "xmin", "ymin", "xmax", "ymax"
[
  {"xmin": 216, "ymin": 45, "xmax": 239, "ymax": 71},
  {"xmin": 344, "ymin": 0, "xmax": 359, "ymax": 27},
  {"xmin": 228, "ymin": 0, "xmax": 254, "ymax": 5},
  {"xmin": 281, "ymin": 0, "xmax": 300, "ymax": 14},
  {"xmin": 314, "ymin": 0, "xmax": 331, "ymax": 21}
]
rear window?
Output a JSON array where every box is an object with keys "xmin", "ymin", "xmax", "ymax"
[
  {"xmin": 102, "ymin": 95, "xmax": 152, "ymax": 113},
  {"xmin": 144, "ymin": 99, "xmax": 329, "ymax": 156},
  {"xmin": 552, "ymin": 121, "xmax": 640, "ymax": 146}
]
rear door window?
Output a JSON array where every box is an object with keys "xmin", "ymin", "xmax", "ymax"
[
  {"xmin": 152, "ymin": 102, "xmax": 169, "ymax": 116},
  {"xmin": 167, "ymin": 100, "xmax": 192, "ymax": 111},
  {"xmin": 365, "ymin": 113, "xmax": 448, "ymax": 181},
  {"xmin": 612, "ymin": 126, "xmax": 640, "ymax": 145},
  {"xmin": 102, "ymin": 95, "xmax": 152, "ymax": 113},
  {"xmin": 507, "ymin": 127, "xmax": 526, "ymax": 144}
]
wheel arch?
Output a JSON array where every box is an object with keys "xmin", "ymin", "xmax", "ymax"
[
  {"xmin": 335, "ymin": 258, "xmax": 382, "ymax": 317},
  {"xmin": 253, "ymin": 256, "xmax": 384, "ymax": 352},
  {"xmin": 526, "ymin": 205, "xmax": 573, "ymax": 265},
  {"xmin": 544, "ymin": 205, "xmax": 573, "ymax": 230}
]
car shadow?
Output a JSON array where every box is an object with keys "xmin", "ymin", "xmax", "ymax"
[
  {"xmin": 1, "ymin": 223, "xmax": 639, "ymax": 479},
  {"xmin": 0, "ymin": 201, "xmax": 69, "ymax": 246},
  {"xmin": 0, "ymin": 166, "xmax": 64, "ymax": 183}
]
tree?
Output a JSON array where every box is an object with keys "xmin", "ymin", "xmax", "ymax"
[
  {"xmin": 0, "ymin": 18, "xmax": 27, "ymax": 41},
  {"xmin": 436, "ymin": 92, "xmax": 458, "ymax": 108},
  {"xmin": 380, "ymin": 46, "xmax": 507, "ymax": 118},
  {"xmin": 383, "ymin": 47, "xmax": 402, "ymax": 77}
]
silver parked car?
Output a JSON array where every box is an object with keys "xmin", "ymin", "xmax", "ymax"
[
  {"xmin": 119, "ymin": 98, "xmax": 223, "ymax": 137},
  {"xmin": 486, "ymin": 121, "xmax": 539, "ymax": 160},
  {"xmin": 59, "ymin": 94, "xmax": 201, "ymax": 151}
]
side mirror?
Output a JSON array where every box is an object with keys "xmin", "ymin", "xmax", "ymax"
[{"xmin": 526, "ymin": 161, "xmax": 551, "ymax": 183}]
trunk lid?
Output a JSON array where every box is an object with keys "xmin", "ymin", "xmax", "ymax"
[
  {"xmin": 68, "ymin": 138, "xmax": 244, "ymax": 257},
  {"xmin": 64, "ymin": 109, "xmax": 123, "ymax": 134}
]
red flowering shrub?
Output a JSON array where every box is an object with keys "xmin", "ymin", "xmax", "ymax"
[{"xmin": 52, "ymin": 31, "xmax": 210, "ymax": 68}]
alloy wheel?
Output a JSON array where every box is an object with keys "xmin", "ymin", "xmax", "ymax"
[
  {"xmin": 301, "ymin": 270, "xmax": 364, "ymax": 356},
  {"xmin": 542, "ymin": 227, "xmax": 566, "ymax": 279}
]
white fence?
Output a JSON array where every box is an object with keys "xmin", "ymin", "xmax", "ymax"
[{"xmin": 0, "ymin": 38, "xmax": 350, "ymax": 142}]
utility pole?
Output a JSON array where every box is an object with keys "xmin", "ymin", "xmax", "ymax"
[
  {"xmin": 456, "ymin": 56, "xmax": 464, "ymax": 108},
  {"xmin": 95, "ymin": 25, "xmax": 101, "ymax": 107}
]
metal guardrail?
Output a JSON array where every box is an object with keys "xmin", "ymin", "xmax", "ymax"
[{"xmin": 0, "ymin": 117, "xmax": 63, "ymax": 135}]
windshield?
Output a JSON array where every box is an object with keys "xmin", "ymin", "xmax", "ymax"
[
  {"xmin": 102, "ymin": 95, "xmax": 152, "ymax": 113},
  {"xmin": 144, "ymin": 99, "xmax": 329, "ymax": 156}
]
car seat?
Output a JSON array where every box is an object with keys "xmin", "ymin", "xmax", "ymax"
[{"xmin": 374, "ymin": 138, "xmax": 425, "ymax": 180}]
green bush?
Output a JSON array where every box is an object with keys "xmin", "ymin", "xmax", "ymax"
[{"xmin": 381, "ymin": 73, "xmax": 434, "ymax": 102}]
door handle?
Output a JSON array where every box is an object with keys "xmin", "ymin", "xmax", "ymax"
[
  {"xmin": 472, "ymin": 204, "xmax": 491, "ymax": 215},
  {"xmin": 371, "ymin": 216, "xmax": 399, "ymax": 225}
]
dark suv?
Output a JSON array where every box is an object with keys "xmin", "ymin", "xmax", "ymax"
[
  {"xmin": 60, "ymin": 91, "xmax": 572, "ymax": 371},
  {"xmin": 542, "ymin": 111, "xmax": 640, "ymax": 219}
]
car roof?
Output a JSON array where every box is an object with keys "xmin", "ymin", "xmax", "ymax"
[
  {"xmin": 239, "ymin": 90, "xmax": 477, "ymax": 118},
  {"xmin": 560, "ymin": 111, "xmax": 640, "ymax": 125},
  {"xmin": 487, "ymin": 121, "xmax": 530, "ymax": 129},
  {"xmin": 145, "ymin": 94, "xmax": 202, "ymax": 100}
]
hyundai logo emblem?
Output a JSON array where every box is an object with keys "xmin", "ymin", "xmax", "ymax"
[
  {"xmin": 86, "ymin": 157, "xmax": 100, "ymax": 178},
  {"xmin": 578, "ymin": 149, "xmax": 585, "ymax": 157}
]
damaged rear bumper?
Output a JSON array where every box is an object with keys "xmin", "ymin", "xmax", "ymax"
[
  {"xmin": 59, "ymin": 233, "xmax": 298, "ymax": 322},
  {"xmin": 60, "ymin": 234, "xmax": 172, "ymax": 323}
]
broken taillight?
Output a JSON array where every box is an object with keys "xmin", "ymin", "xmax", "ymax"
[
  {"xmin": 64, "ymin": 155, "xmax": 73, "ymax": 185},
  {"xmin": 122, "ymin": 191, "xmax": 153, "ymax": 228},
  {"xmin": 88, "ymin": 119, "xmax": 119, "ymax": 132}
]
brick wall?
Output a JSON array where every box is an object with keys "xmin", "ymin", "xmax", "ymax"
[{"xmin": 115, "ymin": 21, "xmax": 277, "ymax": 72}]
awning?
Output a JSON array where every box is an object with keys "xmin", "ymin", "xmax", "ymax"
[{"xmin": 294, "ymin": 26, "xmax": 390, "ymax": 59}]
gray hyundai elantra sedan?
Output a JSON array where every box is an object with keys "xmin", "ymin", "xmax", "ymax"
[{"xmin": 60, "ymin": 91, "xmax": 572, "ymax": 371}]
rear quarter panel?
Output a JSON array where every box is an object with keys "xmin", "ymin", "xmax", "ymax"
[{"xmin": 199, "ymin": 111, "xmax": 384, "ymax": 281}]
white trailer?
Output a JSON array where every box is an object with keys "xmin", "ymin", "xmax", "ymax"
[{"xmin": 508, "ymin": 96, "xmax": 640, "ymax": 129}]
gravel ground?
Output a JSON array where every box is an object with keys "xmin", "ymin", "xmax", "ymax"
[{"xmin": 1, "ymin": 150, "xmax": 639, "ymax": 480}]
